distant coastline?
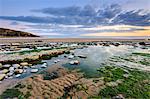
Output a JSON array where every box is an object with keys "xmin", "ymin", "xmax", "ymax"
[{"xmin": 0, "ymin": 28, "xmax": 39, "ymax": 37}]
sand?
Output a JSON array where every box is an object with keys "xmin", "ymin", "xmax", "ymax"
[{"xmin": 0, "ymin": 37, "xmax": 148, "ymax": 43}]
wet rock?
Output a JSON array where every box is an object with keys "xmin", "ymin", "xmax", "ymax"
[
  {"xmin": 15, "ymin": 74, "xmax": 21, "ymax": 78},
  {"xmin": 123, "ymin": 74, "xmax": 130, "ymax": 78},
  {"xmin": 54, "ymin": 59, "xmax": 60, "ymax": 63},
  {"xmin": 68, "ymin": 55, "xmax": 74, "ymax": 59},
  {"xmin": 31, "ymin": 66, "xmax": 36, "ymax": 68},
  {"xmin": 31, "ymin": 69, "xmax": 38, "ymax": 73},
  {"xmin": 23, "ymin": 66, "xmax": 28, "ymax": 69},
  {"xmin": 106, "ymin": 82, "xmax": 118, "ymax": 87},
  {"xmin": 15, "ymin": 69, "xmax": 23, "ymax": 74},
  {"xmin": 23, "ymin": 70, "xmax": 27, "ymax": 73},
  {"xmin": 0, "ymin": 63, "xmax": 2, "ymax": 69},
  {"xmin": 41, "ymin": 63, "xmax": 47, "ymax": 68},
  {"xmin": 30, "ymin": 55, "xmax": 39, "ymax": 60},
  {"xmin": 12, "ymin": 64, "xmax": 20, "ymax": 68},
  {"xmin": 143, "ymin": 79, "xmax": 149, "ymax": 84},
  {"xmin": 3, "ymin": 64, "xmax": 11, "ymax": 68},
  {"xmin": 7, "ymin": 72, "xmax": 14, "ymax": 76},
  {"xmin": 9, "ymin": 67, "xmax": 15, "ymax": 71},
  {"xmin": 0, "ymin": 69, "xmax": 9, "ymax": 74},
  {"xmin": 112, "ymin": 94, "xmax": 125, "ymax": 99},
  {"xmin": 77, "ymin": 55, "xmax": 87, "ymax": 58},
  {"xmin": 69, "ymin": 60, "xmax": 80, "ymax": 65},
  {"xmin": 0, "ymin": 74, "xmax": 6, "ymax": 81},
  {"xmin": 28, "ymin": 64, "xmax": 32, "ymax": 66},
  {"xmin": 116, "ymin": 79, "xmax": 123, "ymax": 84},
  {"xmin": 20, "ymin": 62, "xmax": 28, "ymax": 66}
]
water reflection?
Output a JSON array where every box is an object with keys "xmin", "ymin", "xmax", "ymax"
[{"xmin": 62, "ymin": 45, "xmax": 136, "ymax": 77}]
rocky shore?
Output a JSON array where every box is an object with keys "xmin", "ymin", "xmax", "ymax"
[
  {"xmin": 0, "ymin": 48, "xmax": 71, "ymax": 85},
  {"xmin": 0, "ymin": 48, "xmax": 69, "ymax": 64}
]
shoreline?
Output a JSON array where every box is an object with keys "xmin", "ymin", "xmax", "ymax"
[{"xmin": 0, "ymin": 37, "xmax": 149, "ymax": 43}]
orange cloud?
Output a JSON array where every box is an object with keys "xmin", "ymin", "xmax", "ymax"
[{"xmin": 81, "ymin": 25, "xmax": 150, "ymax": 37}]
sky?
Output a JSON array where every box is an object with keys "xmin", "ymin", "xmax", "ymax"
[{"xmin": 0, "ymin": 0, "xmax": 150, "ymax": 38}]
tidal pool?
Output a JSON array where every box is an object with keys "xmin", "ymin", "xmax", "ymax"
[
  {"xmin": 62, "ymin": 45, "xmax": 148, "ymax": 77},
  {"xmin": 13, "ymin": 54, "xmax": 67, "ymax": 79}
]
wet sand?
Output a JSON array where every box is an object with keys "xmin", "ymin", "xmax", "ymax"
[{"xmin": 0, "ymin": 37, "xmax": 148, "ymax": 43}]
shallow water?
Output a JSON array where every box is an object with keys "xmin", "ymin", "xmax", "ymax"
[
  {"xmin": 14, "ymin": 54, "xmax": 67, "ymax": 79},
  {"xmin": 62, "ymin": 45, "xmax": 148, "ymax": 77},
  {"xmin": 2, "ymin": 45, "xmax": 149, "ymax": 80}
]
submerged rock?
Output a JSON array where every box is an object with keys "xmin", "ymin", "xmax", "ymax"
[
  {"xmin": 68, "ymin": 55, "xmax": 74, "ymax": 59},
  {"xmin": 15, "ymin": 74, "xmax": 21, "ymax": 78},
  {"xmin": 77, "ymin": 55, "xmax": 87, "ymax": 58},
  {"xmin": 69, "ymin": 60, "xmax": 80, "ymax": 65},
  {"xmin": 41, "ymin": 63, "xmax": 47, "ymax": 68},
  {"xmin": 54, "ymin": 59, "xmax": 60, "ymax": 63}
]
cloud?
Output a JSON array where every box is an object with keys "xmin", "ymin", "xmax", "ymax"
[
  {"xmin": 113, "ymin": 10, "xmax": 150, "ymax": 26},
  {"xmin": 32, "ymin": 5, "xmax": 96, "ymax": 17},
  {"xmin": 10, "ymin": 21, "xmax": 19, "ymax": 25},
  {"xmin": 0, "ymin": 4, "xmax": 150, "ymax": 37},
  {"xmin": 81, "ymin": 26, "xmax": 150, "ymax": 37},
  {"xmin": 0, "ymin": 4, "xmax": 150, "ymax": 26},
  {"xmin": 82, "ymin": 25, "xmax": 149, "ymax": 31},
  {"xmin": 81, "ymin": 31, "xmax": 150, "ymax": 37},
  {"xmin": 97, "ymin": 4, "xmax": 121, "ymax": 19}
]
